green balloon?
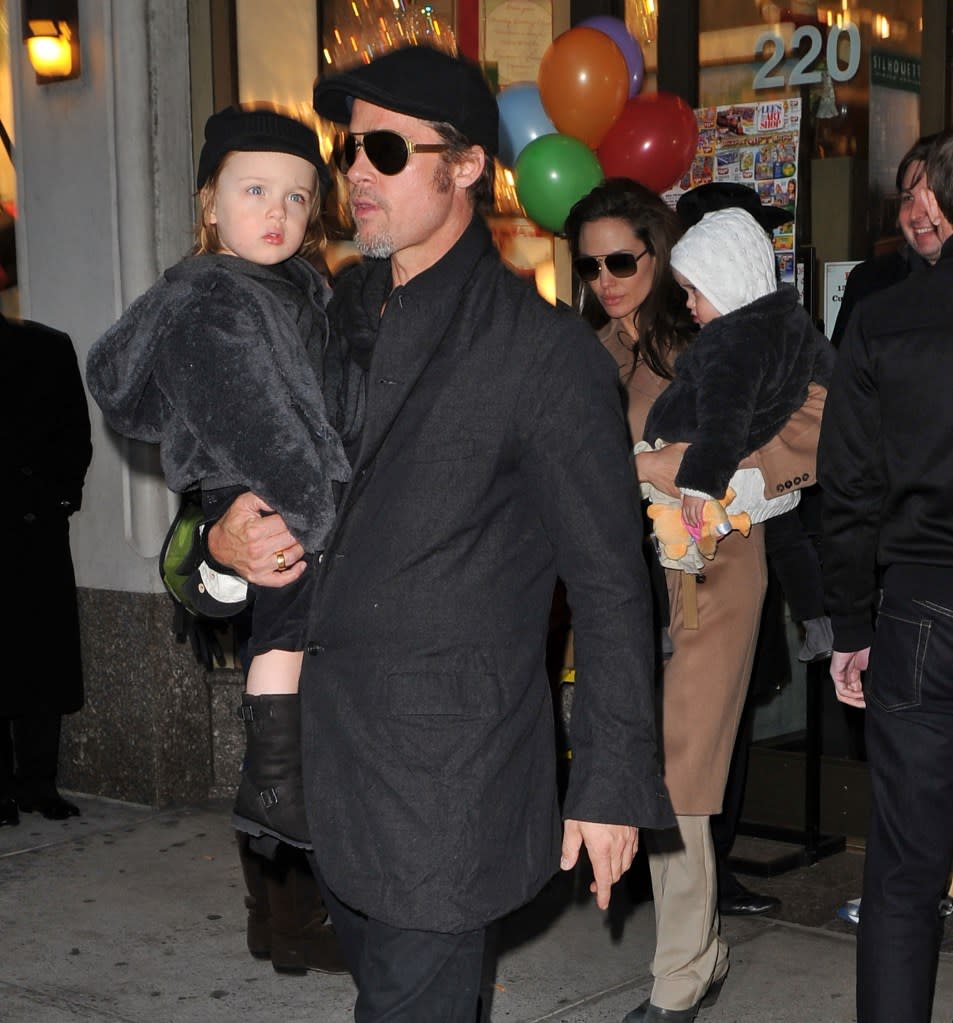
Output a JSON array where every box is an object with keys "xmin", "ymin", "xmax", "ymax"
[{"xmin": 515, "ymin": 133, "xmax": 604, "ymax": 235}]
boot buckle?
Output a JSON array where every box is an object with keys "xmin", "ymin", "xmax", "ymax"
[{"xmin": 258, "ymin": 787, "xmax": 279, "ymax": 810}]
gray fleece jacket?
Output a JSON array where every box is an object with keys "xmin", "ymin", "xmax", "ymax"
[{"xmin": 86, "ymin": 253, "xmax": 350, "ymax": 551}]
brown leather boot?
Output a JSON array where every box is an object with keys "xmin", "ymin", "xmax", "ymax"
[
  {"xmin": 266, "ymin": 846, "xmax": 350, "ymax": 975},
  {"xmin": 232, "ymin": 694, "xmax": 312, "ymax": 848},
  {"xmin": 236, "ymin": 832, "xmax": 271, "ymax": 960}
]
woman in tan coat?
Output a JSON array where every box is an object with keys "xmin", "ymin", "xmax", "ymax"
[{"xmin": 564, "ymin": 179, "xmax": 825, "ymax": 1023}]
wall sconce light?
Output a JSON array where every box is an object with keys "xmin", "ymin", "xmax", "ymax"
[{"xmin": 22, "ymin": 0, "xmax": 81, "ymax": 84}]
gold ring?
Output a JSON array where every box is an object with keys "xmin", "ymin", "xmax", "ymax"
[{"xmin": 275, "ymin": 550, "xmax": 286, "ymax": 572}]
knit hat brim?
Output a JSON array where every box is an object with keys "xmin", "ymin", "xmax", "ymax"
[
  {"xmin": 197, "ymin": 105, "xmax": 330, "ymax": 194},
  {"xmin": 676, "ymin": 182, "xmax": 792, "ymax": 233}
]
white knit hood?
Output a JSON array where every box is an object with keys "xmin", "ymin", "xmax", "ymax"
[{"xmin": 670, "ymin": 207, "xmax": 777, "ymax": 315}]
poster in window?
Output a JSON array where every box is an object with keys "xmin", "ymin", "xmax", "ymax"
[{"xmin": 662, "ymin": 98, "xmax": 801, "ymax": 286}]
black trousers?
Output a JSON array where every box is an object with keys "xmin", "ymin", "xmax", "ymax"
[
  {"xmin": 856, "ymin": 571, "xmax": 953, "ymax": 1023},
  {"xmin": 309, "ymin": 857, "xmax": 486, "ymax": 1022},
  {"xmin": 0, "ymin": 713, "xmax": 62, "ymax": 800},
  {"xmin": 763, "ymin": 501, "xmax": 825, "ymax": 622}
]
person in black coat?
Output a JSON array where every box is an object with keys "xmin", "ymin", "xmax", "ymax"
[
  {"xmin": 819, "ymin": 129, "xmax": 953, "ymax": 1023},
  {"xmin": 204, "ymin": 45, "xmax": 673, "ymax": 1021},
  {"xmin": 0, "ymin": 314, "xmax": 92, "ymax": 823}
]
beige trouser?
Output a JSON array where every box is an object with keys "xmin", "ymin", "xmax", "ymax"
[{"xmin": 645, "ymin": 814, "xmax": 729, "ymax": 1011}]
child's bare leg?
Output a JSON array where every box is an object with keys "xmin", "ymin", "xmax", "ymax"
[{"xmin": 246, "ymin": 650, "xmax": 303, "ymax": 696}]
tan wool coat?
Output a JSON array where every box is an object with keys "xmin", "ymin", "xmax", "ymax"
[{"xmin": 600, "ymin": 320, "xmax": 825, "ymax": 813}]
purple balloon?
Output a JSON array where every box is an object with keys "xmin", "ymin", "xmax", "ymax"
[{"xmin": 579, "ymin": 15, "xmax": 645, "ymax": 98}]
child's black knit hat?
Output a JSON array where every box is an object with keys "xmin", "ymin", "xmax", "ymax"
[{"xmin": 196, "ymin": 105, "xmax": 329, "ymax": 194}]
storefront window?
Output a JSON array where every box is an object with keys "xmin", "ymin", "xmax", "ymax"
[
  {"xmin": 320, "ymin": 0, "xmax": 458, "ymax": 69},
  {"xmin": 696, "ymin": 0, "xmax": 924, "ymax": 264}
]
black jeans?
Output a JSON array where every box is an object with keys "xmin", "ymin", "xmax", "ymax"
[
  {"xmin": 856, "ymin": 569, "xmax": 953, "ymax": 1023},
  {"xmin": 309, "ymin": 857, "xmax": 486, "ymax": 1022}
]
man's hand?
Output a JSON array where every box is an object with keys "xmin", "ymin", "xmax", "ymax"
[
  {"xmin": 207, "ymin": 491, "xmax": 306, "ymax": 587},
  {"xmin": 634, "ymin": 442, "xmax": 689, "ymax": 498},
  {"xmin": 561, "ymin": 819, "xmax": 639, "ymax": 910},
  {"xmin": 830, "ymin": 648, "xmax": 869, "ymax": 708}
]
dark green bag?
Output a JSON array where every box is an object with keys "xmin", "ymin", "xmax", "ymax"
[
  {"xmin": 159, "ymin": 491, "xmax": 248, "ymax": 668},
  {"xmin": 159, "ymin": 491, "xmax": 206, "ymax": 616}
]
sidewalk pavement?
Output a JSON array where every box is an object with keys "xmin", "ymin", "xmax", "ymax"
[{"xmin": 1, "ymin": 794, "xmax": 950, "ymax": 1022}]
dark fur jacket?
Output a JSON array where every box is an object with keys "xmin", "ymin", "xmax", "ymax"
[
  {"xmin": 644, "ymin": 284, "xmax": 835, "ymax": 498},
  {"xmin": 86, "ymin": 253, "xmax": 350, "ymax": 551}
]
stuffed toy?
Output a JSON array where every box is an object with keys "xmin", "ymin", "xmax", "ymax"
[{"xmin": 646, "ymin": 487, "xmax": 752, "ymax": 565}]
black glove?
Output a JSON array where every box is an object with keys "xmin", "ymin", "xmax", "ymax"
[{"xmin": 170, "ymin": 600, "xmax": 228, "ymax": 671}]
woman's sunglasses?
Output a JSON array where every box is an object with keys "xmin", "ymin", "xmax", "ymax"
[
  {"xmin": 573, "ymin": 249, "xmax": 650, "ymax": 283},
  {"xmin": 338, "ymin": 130, "xmax": 449, "ymax": 176}
]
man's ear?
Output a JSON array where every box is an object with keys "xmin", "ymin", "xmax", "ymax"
[{"xmin": 453, "ymin": 145, "xmax": 486, "ymax": 191}]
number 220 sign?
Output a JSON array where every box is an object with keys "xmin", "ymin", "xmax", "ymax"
[{"xmin": 754, "ymin": 24, "xmax": 861, "ymax": 91}]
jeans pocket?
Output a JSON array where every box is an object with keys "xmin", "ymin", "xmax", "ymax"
[
  {"xmin": 867, "ymin": 608, "xmax": 930, "ymax": 712},
  {"xmin": 915, "ymin": 597, "xmax": 953, "ymax": 620}
]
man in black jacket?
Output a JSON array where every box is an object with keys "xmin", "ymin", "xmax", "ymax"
[
  {"xmin": 818, "ymin": 130, "xmax": 953, "ymax": 1023},
  {"xmin": 206, "ymin": 45, "xmax": 673, "ymax": 1021}
]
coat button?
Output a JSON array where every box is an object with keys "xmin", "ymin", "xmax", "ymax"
[{"xmin": 306, "ymin": 642, "xmax": 325, "ymax": 656}]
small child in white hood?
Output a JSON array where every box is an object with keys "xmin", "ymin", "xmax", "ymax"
[{"xmin": 643, "ymin": 205, "xmax": 835, "ymax": 531}]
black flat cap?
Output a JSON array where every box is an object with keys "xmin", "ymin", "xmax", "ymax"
[
  {"xmin": 313, "ymin": 45, "xmax": 499, "ymax": 157},
  {"xmin": 197, "ymin": 105, "xmax": 330, "ymax": 193},
  {"xmin": 676, "ymin": 182, "xmax": 791, "ymax": 233}
]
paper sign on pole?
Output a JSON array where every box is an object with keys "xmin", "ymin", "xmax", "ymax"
[{"xmin": 823, "ymin": 260, "xmax": 861, "ymax": 339}]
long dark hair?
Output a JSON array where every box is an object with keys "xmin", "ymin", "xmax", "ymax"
[
  {"xmin": 926, "ymin": 130, "xmax": 953, "ymax": 224},
  {"xmin": 895, "ymin": 132, "xmax": 939, "ymax": 192},
  {"xmin": 564, "ymin": 178, "xmax": 694, "ymax": 380}
]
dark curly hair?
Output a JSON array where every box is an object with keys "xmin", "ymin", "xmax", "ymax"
[{"xmin": 563, "ymin": 178, "xmax": 695, "ymax": 381}]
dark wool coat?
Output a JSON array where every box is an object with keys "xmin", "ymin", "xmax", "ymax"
[
  {"xmin": 86, "ymin": 254, "xmax": 350, "ymax": 552},
  {"xmin": 301, "ymin": 216, "xmax": 674, "ymax": 934},
  {"xmin": 2, "ymin": 316, "xmax": 91, "ymax": 716},
  {"xmin": 644, "ymin": 284, "xmax": 835, "ymax": 499},
  {"xmin": 820, "ymin": 236, "xmax": 953, "ymax": 651}
]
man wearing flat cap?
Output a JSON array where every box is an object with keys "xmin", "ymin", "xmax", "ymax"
[{"xmin": 207, "ymin": 43, "xmax": 673, "ymax": 1019}]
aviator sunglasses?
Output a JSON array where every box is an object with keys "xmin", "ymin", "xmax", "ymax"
[
  {"xmin": 338, "ymin": 130, "xmax": 449, "ymax": 176},
  {"xmin": 573, "ymin": 249, "xmax": 650, "ymax": 283}
]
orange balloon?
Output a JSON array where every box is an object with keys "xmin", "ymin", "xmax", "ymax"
[{"xmin": 538, "ymin": 27, "xmax": 629, "ymax": 149}]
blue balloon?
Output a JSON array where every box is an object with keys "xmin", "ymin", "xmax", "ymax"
[{"xmin": 497, "ymin": 83, "xmax": 557, "ymax": 169}]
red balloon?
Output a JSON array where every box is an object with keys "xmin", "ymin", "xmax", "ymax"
[{"xmin": 596, "ymin": 93, "xmax": 699, "ymax": 194}]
